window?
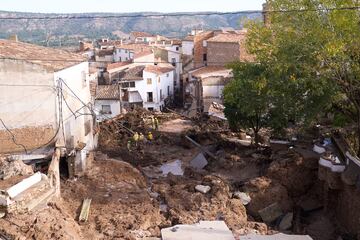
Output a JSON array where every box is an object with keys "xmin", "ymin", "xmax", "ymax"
[
  {"xmin": 203, "ymin": 54, "xmax": 207, "ymax": 62},
  {"xmin": 160, "ymin": 89, "xmax": 163, "ymax": 100},
  {"xmin": 121, "ymin": 81, "xmax": 136, "ymax": 88},
  {"xmin": 126, "ymin": 57, "xmax": 128, "ymax": 61},
  {"xmin": 147, "ymin": 92, "xmax": 153, "ymax": 102},
  {"xmin": 166, "ymin": 73, "xmax": 169, "ymax": 77},
  {"xmin": 147, "ymin": 78, "xmax": 152, "ymax": 84},
  {"xmin": 148, "ymin": 107, "xmax": 154, "ymax": 111},
  {"xmin": 125, "ymin": 50, "xmax": 128, "ymax": 53},
  {"xmin": 171, "ymin": 58, "xmax": 176, "ymax": 67},
  {"xmin": 158, "ymin": 77, "xmax": 161, "ymax": 83},
  {"xmin": 167, "ymin": 86, "xmax": 170, "ymax": 96},
  {"xmin": 101, "ymin": 105, "xmax": 111, "ymax": 114},
  {"xmin": 176, "ymin": 47, "xmax": 179, "ymax": 51},
  {"xmin": 203, "ymin": 40, "xmax": 207, "ymax": 47}
]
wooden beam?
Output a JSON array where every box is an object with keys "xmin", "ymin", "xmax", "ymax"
[
  {"xmin": 185, "ymin": 135, "xmax": 217, "ymax": 161},
  {"xmin": 79, "ymin": 198, "xmax": 92, "ymax": 223}
]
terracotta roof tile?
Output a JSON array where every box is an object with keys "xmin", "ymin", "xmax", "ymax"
[
  {"xmin": 0, "ymin": 39, "xmax": 86, "ymax": 71},
  {"xmin": 134, "ymin": 50, "xmax": 153, "ymax": 59},
  {"xmin": 107, "ymin": 61, "xmax": 133, "ymax": 71},
  {"xmin": 120, "ymin": 65, "xmax": 145, "ymax": 80},
  {"xmin": 144, "ymin": 65, "xmax": 174, "ymax": 75},
  {"xmin": 207, "ymin": 33, "xmax": 247, "ymax": 43},
  {"xmin": 96, "ymin": 85, "xmax": 119, "ymax": 100},
  {"xmin": 131, "ymin": 31, "xmax": 154, "ymax": 38},
  {"xmin": 183, "ymin": 35, "xmax": 195, "ymax": 41}
]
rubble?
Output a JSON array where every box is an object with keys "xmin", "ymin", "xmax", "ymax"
[
  {"xmin": 279, "ymin": 212, "xmax": 293, "ymax": 231},
  {"xmin": 190, "ymin": 153, "xmax": 208, "ymax": 170},
  {"xmin": 258, "ymin": 202, "xmax": 283, "ymax": 223},
  {"xmin": 195, "ymin": 185, "xmax": 211, "ymax": 194},
  {"xmin": 233, "ymin": 192, "xmax": 251, "ymax": 205},
  {"xmin": 160, "ymin": 160, "xmax": 184, "ymax": 176},
  {"xmin": 0, "ymin": 158, "xmax": 33, "ymax": 180}
]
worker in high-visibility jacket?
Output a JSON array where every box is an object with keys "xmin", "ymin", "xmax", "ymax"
[
  {"xmin": 133, "ymin": 132, "xmax": 139, "ymax": 146},
  {"xmin": 147, "ymin": 132, "xmax": 153, "ymax": 141},
  {"xmin": 139, "ymin": 133, "xmax": 145, "ymax": 142}
]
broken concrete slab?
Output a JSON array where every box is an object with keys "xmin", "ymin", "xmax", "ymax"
[
  {"xmin": 258, "ymin": 202, "xmax": 283, "ymax": 223},
  {"xmin": 195, "ymin": 185, "xmax": 211, "ymax": 194},
  {"xmin": 161, "ymin": 221, "xmax": 235, "ymax": 240},
  {"xmin": 279, "ymin": 212, "xmax": 293, "ymax": 231},
  {"xmin": 242, "ymin": 233, "xmax": 313, "ymax": 240},
  {"xmin": 160, "ymin": 160, "xmax": 184, "ymax": 176},
  {"xmin": 233, "ymin": 192, "xmax": 251, "ymax": 205},
  {"xmin": 7, "ymin": 172, "xmax": 42, "ymax": 198},
  {"xmin": 190, "ymin": 153, "xmax": 208, "ymax": 170}
]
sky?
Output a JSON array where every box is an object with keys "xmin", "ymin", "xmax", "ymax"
[{"xmin": 0, "ymin": 0, "xmax": 266, "ymax": 14}]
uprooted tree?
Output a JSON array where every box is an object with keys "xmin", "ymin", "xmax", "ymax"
[{"xmin": 225, "ymin": 0, "xmax": 360, "ymax": 153}]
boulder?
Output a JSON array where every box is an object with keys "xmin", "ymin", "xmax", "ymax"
[{"xmin": 195, "ymin": 185, "xmax": 211, "ymax": 194}]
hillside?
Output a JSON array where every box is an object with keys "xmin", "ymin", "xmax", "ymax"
[{"xmin": 0, "ymin": 11, "xmax": 261, "ymax": 46}]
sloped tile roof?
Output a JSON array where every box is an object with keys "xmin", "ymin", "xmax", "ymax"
[
  {"xmin": 207, "ymin": 33, "xmax": 247, "ymax": 43},
  {"xmin": 95, "ymin": 85, "xmax": 119, "ymax": 100},
  {"xmin": 0, "ymin": 39, "xmax": 86, "ymax": 72},
  {"xmin": 131, "ymin": 31, "xmax": 154, "ymax": 38},
  {"xmin": 107, "ymin": 61, "xmax": 133, "ymax": 71},
  {"xmin": 121, "ymin": 65, "xmax": 145, "ymax": 80},
  {"xmin": 191, "ymin": 66, "xmax": 231, "ymax": 78},
  {"xmin": 144, "ymin": 65, "xmax": 175, "ymax": 75}
]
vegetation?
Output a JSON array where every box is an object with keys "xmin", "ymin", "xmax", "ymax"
[{"xmin": 225, "ymin": 0, "xmax": 360, "ymax": 153}]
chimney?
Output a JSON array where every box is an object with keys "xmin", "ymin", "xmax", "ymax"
[{"xmin": 9, "ymin": 34, "xmax": 18, "ymax": 42}]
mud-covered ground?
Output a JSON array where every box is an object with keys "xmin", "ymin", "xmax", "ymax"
[{"xmin": 0, "ymin": 111, "xmax": 342, "ymax": 240}]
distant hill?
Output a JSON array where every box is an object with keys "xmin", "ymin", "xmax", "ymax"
[{"xmin": 0, "ymin": 11, "xmax": 261, "ymax": 46}]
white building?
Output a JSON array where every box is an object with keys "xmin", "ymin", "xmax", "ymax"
[
  {"xmin": 182, "ymin": 35, "xmax": 195, "ymax": 56},
  {"xmin": 104, "ymin": 64, "xmax": 175, "ymax": 112},
  {"xmin": 113, "ymin": 47, "xmax": 134, "ymax": 62},
  {"xmin": 0, "ymin": 39, "xmax": 97, "ymax": 174},
  {"xmin": 142, "ymin": 65, "xmax": 175, "ymax": 111},
  {"xmin": 94, "ymin": 85, "xmax": 121, "ymax": 121}
]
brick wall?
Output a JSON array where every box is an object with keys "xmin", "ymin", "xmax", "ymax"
[
  {"xmin": 194, "ymin": 32, "xmax": 215, "ymax": 68},
  {"xmin": 0, "ymin": 125, "xmax": 56, "ymax": 154},
  {"xmin": 207, "ymin": 42, "xmax": 241, "ymax": 67}
]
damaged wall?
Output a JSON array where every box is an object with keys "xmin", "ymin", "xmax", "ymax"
[{"xmin": 0, "ymin": 59, "xmax": 57, "ymax": 154}]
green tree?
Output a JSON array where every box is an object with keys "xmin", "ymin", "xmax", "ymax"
[
  {"xmin": 223, "ymin": 63, "xmax": 272, "ymax": 145},
  {"xmin": 227, "ymin": 0, "xmax": 360, "ymax": 151}
]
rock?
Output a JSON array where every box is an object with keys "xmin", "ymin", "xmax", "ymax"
[
  {"xmin": 233, "ymin": 192, "xmax": 251, "ymax": 205},
  {"xmin": 258, "ymin": 202, "xmax": 283, "ymax": 223},
  {"xmin": 0, "ymin": 211, "xmax": 5, "ymax": 218},
  {"xmin": 190, "ymin": 153, "xmax": 208, "ymax": 170},
  {"xmin": 195, "ymin": 185, "xmax": 211, "ymax": 194},
  {"xmin": 279, "ymin": 212, "xmax": 293, "ymax": 230}
]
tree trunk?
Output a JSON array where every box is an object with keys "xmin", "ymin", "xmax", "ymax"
[
  {"xmin": 357, "ymin": 110, "xmax": 360, "ymax": 157},
  {"xmin": 254, "ymin": 129, "xmax": 260, "ymax": 147}
]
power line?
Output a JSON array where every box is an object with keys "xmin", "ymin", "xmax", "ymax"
[{"xmin": 0, "ymin": 6, "xmax": 360, "ymax": 20}]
